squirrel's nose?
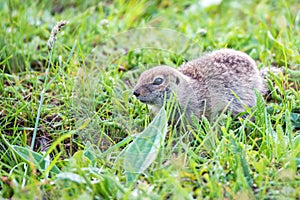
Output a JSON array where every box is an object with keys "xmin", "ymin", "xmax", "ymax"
[{"xmin": 133, "ymin": 90, "xmax": 140, "ymax": 97}]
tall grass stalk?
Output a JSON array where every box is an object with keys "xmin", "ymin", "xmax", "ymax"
[{"xmin": 31, "ymin": 20, "xmax": 68, "ymax": 150}]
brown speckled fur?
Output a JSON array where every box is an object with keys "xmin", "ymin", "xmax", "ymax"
[{"xmin": 133, "ymin": 49, "xmax": 267, "ymax": 122}]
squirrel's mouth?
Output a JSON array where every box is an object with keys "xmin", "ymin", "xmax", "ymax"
[
  {"xmin": 136, "ymin": 96, "xmax": 161, "ymax": 105},
  {"xmin": 138, "ymin": 98, "xmax": 155, "ymax": 104},
  {"xmin": 139, "ymin": 99, "xmax": 148, "ymax": 103}
]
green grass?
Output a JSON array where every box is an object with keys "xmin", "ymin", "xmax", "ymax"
[{"xmin": 0, "ymin": 0, "xmax": 299, "ymax": 199}]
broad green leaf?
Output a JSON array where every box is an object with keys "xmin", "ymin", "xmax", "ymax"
[
  {"xmin": 11, "ymin": 145, "xmax": 61, "ymax": 174},
  {"xmin": 122, "ymin": 107, "xmax": 167, "ymax": 175}
]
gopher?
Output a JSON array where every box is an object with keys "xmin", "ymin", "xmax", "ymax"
[{"xmin": 133, "ymin": 49, "xmax": 268, "ymax": 122}]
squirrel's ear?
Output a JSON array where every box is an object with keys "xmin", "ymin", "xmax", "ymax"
[{"xmin": 175, "ymin": 76, "xmax": 180, "ymax": 85}]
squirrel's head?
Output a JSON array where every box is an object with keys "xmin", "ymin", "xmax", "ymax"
[{"xmin": 133, "ymin": 66, "xmax": 186, "ymax": 106}]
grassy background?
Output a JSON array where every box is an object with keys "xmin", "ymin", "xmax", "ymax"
[{"xmin": 0, "ymin": 0, "xmax": 299, "ymax": 199}]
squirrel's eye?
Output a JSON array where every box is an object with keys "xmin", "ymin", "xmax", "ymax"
[{"xmin": 153, "ymin": 77, "xmax": 164, "ymax": 85}]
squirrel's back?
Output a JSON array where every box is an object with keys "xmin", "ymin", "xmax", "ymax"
[
  {"xmin": 178, "ymin": 49, "xmax": 266, "ymax": 117},
  {"xmin": 179, "ymin": 49, "xmax": 263, "ymax": 90}
]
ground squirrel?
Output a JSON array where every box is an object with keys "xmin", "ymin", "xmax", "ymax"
[{"xmin": 133, "ymin": 49, "xmax": 268, "ymax": 122}]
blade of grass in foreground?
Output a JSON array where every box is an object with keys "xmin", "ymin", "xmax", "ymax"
[{"xmin": 120, "ymin": 108, "xmax": 167, "ymax": 184}]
